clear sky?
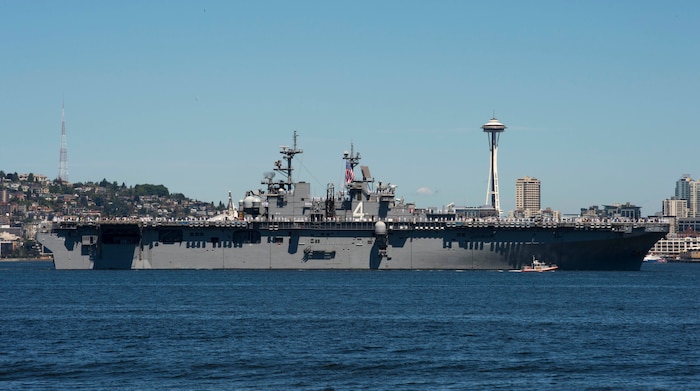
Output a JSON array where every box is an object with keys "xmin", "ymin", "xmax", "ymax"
[{"xmin": 2, "ymin": 0, "xmax": 698, "ymax": 216}]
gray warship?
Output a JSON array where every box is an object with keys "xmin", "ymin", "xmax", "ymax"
[{"xmin": 38, "ymin": 130, "xmax": 668, "ymax": 271}]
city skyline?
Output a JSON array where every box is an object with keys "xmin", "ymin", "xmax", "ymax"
[{"xmin": 2, "ymin": 1, "xmax": 698, "ymax": 216}]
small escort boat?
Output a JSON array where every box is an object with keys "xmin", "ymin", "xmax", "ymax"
[
  {"xmin": 643, "ymin": 254, "xmax": 667, "ymax": 263},
  {"xmin": 518, "ymin": 256, "xmax": 558, "ymax": 272}
]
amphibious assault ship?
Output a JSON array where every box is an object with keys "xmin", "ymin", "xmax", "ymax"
[{"xmin": 38, "ymin": 131, "xmax": 668, "ymax": 271}]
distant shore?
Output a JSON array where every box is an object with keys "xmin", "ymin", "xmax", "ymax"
[{"xmin": 0, "ymin": 256, "xmax": 53, "ymax": 262}]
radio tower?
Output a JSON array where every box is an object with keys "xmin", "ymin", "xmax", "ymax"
[
  {"xmin": 482, "ymin": 115, "xmax": 506, "ymax": 214},
  {"xmin": 58, "ymin": 99, "xmax": 69, "ymax": 183}
]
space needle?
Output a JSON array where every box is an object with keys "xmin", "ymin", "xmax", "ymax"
[{"xmin": 482, "ymin": 116, "xmax": 507, "ymax": 215}]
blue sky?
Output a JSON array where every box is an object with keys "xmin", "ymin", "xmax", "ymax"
[{"xmin": 2, "ymin": 0, "xmax": 698, "ymax": 216}]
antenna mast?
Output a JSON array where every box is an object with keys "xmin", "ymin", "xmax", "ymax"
[
  {"xmin": 58, "ymin": 99, "xmax": 69, "ymax": 182},
  {"xmin": 342, "ymin": 142, "xmax": 360, "ymax": 184},
  {"xmin": 274, "ymin": 130, "xmax": 303, "ymax": 191}
]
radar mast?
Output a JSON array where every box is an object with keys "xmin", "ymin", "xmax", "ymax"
[{"xmin": 274, "ymin": 130, "xmax": 303, "ymax": 191}]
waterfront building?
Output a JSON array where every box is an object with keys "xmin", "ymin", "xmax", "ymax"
[
  {"xmin": 650, "ymin": 234, "xmax": 700, "ymax": 259},
  {"xmin": 649, "ymin": 217, "xmax": 700, "ymax": 259}
]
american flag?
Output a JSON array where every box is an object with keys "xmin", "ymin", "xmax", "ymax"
[{"xmin": 345, "ymin": 161, "xmax": 354, "ymax": 183}]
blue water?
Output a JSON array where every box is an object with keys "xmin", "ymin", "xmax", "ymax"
[{"xmin": 1, "ymin": 262, "xmax": 699, "ymax": 390}]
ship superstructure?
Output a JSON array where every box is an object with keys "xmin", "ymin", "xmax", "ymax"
[{"xmin": 38, "ymin": 129, "xmax": 668, "ymax": 271}]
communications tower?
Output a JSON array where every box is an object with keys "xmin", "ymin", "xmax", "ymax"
[
  {"xmin": 482, "ymin": 116, "xmax": 506, "ymax": 214},
  {"xmin": 58, "ymin": 99, "xmax": 69, "ymax": 182}
]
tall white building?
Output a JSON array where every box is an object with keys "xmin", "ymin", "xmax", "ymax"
[
  {"xmin": 515, "ymin": 176, "xmax": 541, "ymax": 214},
  {"xmin": 662, "ymin": 198, "xmax": 688, "ymax": 218},
  {"xmin": 690, "ymin": 180, "xmax": 700, "ymax": 218}
]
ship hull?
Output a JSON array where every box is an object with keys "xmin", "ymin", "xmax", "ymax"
[{"xmin": 38, "ymin": 221, "xmax": 667, "ymax": 271}]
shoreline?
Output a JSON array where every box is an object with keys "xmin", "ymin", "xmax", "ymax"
[{"xmin": 0, "ymin": 256, "xmax": 53, "ymax": 262}]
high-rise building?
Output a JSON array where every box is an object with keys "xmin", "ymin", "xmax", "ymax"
[
  {"xmin": 675, "ymin": 175, "xmax": 691, "ymax": 205},
  {"xmin": 690, "ymin": 180, "xmax": 700, "ymax": 218},
  {"xmin": 662, "ymin": 198, "xmax": 688, "ymax": 218},
  {"xmin": 515, "ymin": 176, "xmax": 541, "ymax": 213}
]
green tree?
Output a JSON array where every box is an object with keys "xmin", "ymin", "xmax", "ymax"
[
  {"xmin": 49, "ymin": 180, "xmax": 72, "ymax": 194},
  {"xmin": 134, "ymin": 184, "xmax": 169, "ymax": 197},
  {"xmin": 93, "ymin": 195, "xmax": 105, "ymax": 207},
  {"xmin": 103, "ymin": 197, "xmax": 132, "ymax": 217}
]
